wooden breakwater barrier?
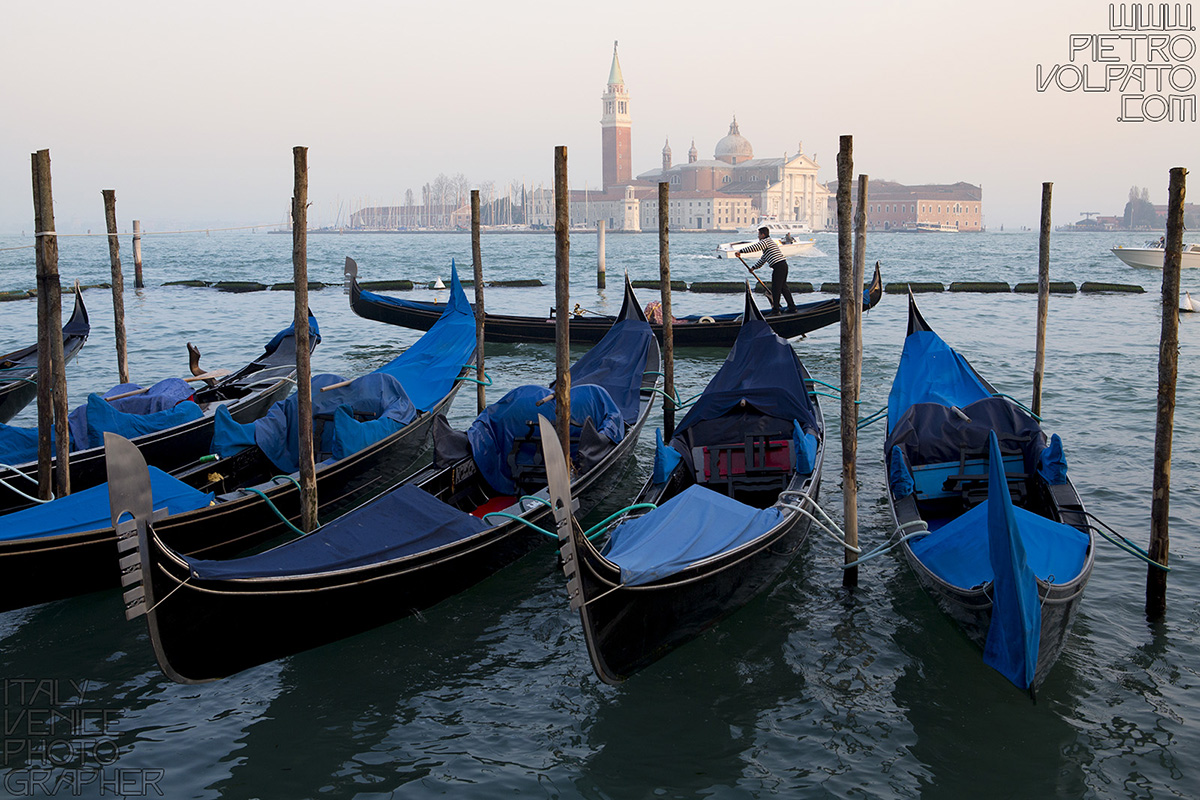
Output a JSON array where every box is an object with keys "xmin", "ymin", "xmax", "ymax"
[{"xmin": 0, "ymin": 278, "xmax": 1154, "ymax": 300}]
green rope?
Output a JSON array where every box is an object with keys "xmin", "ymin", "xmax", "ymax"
[
  {"xmin": 993, "ymin": 393, "xmax": 1042, "ymax": 422},
  {"xmin": 456, "ymin": 370, "xmax": 493, "ymax": 387},
  {"xmin": 244, "ymin": 485, "xmax": 309, "ymax": 538},
  {"xmin": 582, "ymin": 503, "xmax": 658, "ymax": 540},
  {"xmin": 481, "ymin": 510, "xmax": 557, "ymax": 539},
  {"xmin": 807, "ymin": 377, "xmax": 841, "ymax": 393},
  {"xmin": 1084, "ymin": 511, "xmax": 1170, "ymax": 571},
  {"xmin": 857, "ymin": 406, "xmax": 888, "ymax": 430}
]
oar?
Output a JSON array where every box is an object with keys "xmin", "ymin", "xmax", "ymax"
[
  {"xmin": 104, "ymin": 370, "xmax": 232, "ymax": 402},
  {"xmin": 735, "ymin": 252, "xmax": 773, "ymax": 296}
]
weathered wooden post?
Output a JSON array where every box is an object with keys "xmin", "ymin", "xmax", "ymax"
[
  {"xmin": 1032, "ymin": 182, "xmax": 1052, "ymax": 417},
  {"xmin": 658, "ymin": 182, "xmax": 675, "ymax": 436},
  {"xmin": 102, "ymin": 190, "xmax": 130, "ymax": 384},
  {"xmin": 471, "ymin": 189, "xmax": 486, "ymax": 414},
  {"xmin": 1146, "ymin": 166, "xmax": 1186, "ymax": 618},
  {"xmin": 292, "ymin": 146, "xmax": 318, "ymax": 534},
  {"xmin": 853, "ymin": 174, "xmax": 868, "ymax": 396},
  {"xmin": 554, "ymin": 146, "xmax": 571, "ymax": 464},
  {"xmin": 32, "ymin": 149, "xmax": 70, "ymax": 499},
  {"xmin": 132, "ymin": 220, "xmax": 144, "ymax": 289},
  {"xmin": 597, "ymin": 220, "xmax": 606, "ymax": 289},
  {"xmin": 838, "ymin": 135, "xmax": 859, "ymax": 589}
]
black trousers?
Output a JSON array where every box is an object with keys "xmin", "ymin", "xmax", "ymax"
[{"xmin": 771, "ymin": 261, "xmax": 796, "ymax": 313}]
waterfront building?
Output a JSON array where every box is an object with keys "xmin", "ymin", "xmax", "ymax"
[{"xmin": 827, "ymin": 179, "xmax": 984, "ymax": 232}]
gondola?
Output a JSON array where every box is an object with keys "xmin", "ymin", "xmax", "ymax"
[
  {"xmin": 0, "ymin": 312, "xmax": 314, "ymax": 516},
  {"xmin": 549, "ymin": 286, "xmax": 825, "ymax": 683},
  {"xmin": 346, "ymin": 256, "xmax": 882, "ymax": 347},
  {"xmin": 883, "ymin": 293, "xmax": 1094, "ymax": 693},
  {"xmin": 109, "ymin": 276, "xmax": 659, "ymax": 683},
  {"xmin": 0, "ymin": 269, "xmax": 478, "ymax": 613},
  {"xmin": 0, "ymin": 285, "xmax": 90, "ymax": 424}
]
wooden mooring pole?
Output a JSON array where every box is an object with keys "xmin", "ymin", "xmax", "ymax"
[
  {"xmin": 597, "ymin": 220, "xmax": 606, "ymax": 289},
  {"xmin": 292, "ymin": 146, "xmax": 318, "ymax": 534},
  {"xmin": 102, "ymin": 190, "xmax": 130, "ymax": 384},
  {"xmin": 1032, "ymin": 182, "xmax": 1052, "ymax": 417},
  {"xmin": 554, "ymin": 146, "xmax": 571, "ymax": 464},
  {"xmin": 1146, "ymin": 166, "xmax": 1186, "ymax": 618},
  {"xmin": 838, "ymin": 136, "xmax": 859, "ymax": 589},
  {"xmin": 659, "ymin": 182, "xmax": 675, "ymax": 437},
  {"xmin": 32, "ymin": 149, "xmax": 70, "ymax": 500},
  {"xmin": 133, "ymin": 220, "xmax": 144, "ymax": 290},
  {"xmin": 853, "ymin": 175, "xmax": 868, "ymax": 395},
  {"xmin": 471, "ymin": 189, "xmax": 486, "ymax": 414}
]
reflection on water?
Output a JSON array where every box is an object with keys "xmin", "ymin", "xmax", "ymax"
[{"xmin": 0, "ymin": 231, "xmax": 1197, "ymax": 797}]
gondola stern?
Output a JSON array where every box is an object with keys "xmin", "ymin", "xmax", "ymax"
[
  {"xmin": 742, "ymin": 282, "xmax": 765, "ymax": 323},
  {"xmin": 906, "ymin": 290, "xmax": 933, "ymax": 336},
  {"xmin": 618, "ymin": 275, "xmax": 647, "ymax": 324}
]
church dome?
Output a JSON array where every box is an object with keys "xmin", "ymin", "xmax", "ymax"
[{"xmin": 714, "ymin": 117, "xmax": 753, "ymax": 164}]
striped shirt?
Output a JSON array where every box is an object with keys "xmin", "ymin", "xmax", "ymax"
[{"xmin": 737, "ymin": 237, "xmax": 787, "ymax": 270}]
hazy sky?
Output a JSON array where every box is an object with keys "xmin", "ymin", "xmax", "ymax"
[{"xmin": 2, "ymin": 0, "xmax": 1196, "ymax": 232}]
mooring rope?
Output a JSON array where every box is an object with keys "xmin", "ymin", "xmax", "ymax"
[
  {"xmin": 777, "ymin": 490, "xmax": 861, "ymax": 553},
  {"xmin": 0, "ymin": 464, "xmax": 51, "ymax": 504},
  {"xmin": 1084, "ymin": 511, "xmax": 1170, "ymax": 571},
  {"xmin": 841, "ymin": 521, "xmax": 931, "ymax": 569}
]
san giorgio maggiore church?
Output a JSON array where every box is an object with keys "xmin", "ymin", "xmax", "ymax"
[{"xmin": 529, "ymin": 44, "xmax": 832, "ymax": 232}]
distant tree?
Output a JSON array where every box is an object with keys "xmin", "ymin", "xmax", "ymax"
[{"xmin": 1123, "ymin": 185, "xmax": 1158, "ymax": 230}]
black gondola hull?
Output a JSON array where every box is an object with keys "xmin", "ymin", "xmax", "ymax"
[
  {"xmin": 574, "ymin": 473, "xmax": 820, "ymax": 683},
  {"xmin": 351, "ymin": 265, "xmax": 883, "ymax": 347},
  {"xmin": 0, "ymin": 384, "xmax": 457, "ymax": 612},
  {"xmin": 0, "ymin": 289, "xmax": 90, "ymax": 423},
  {"xmin": 131, "ymin": 384, "xmax": 655, "ymax": 683}
]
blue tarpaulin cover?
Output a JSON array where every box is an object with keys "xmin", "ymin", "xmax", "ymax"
[
  {"xmin": 210, "ymin": 265, "xmax": 476, "ymax": 472},
  {"xmin": 466, "ymin": 383, "xmax": 624, "ymax": 495},
  {"xmin": 212, "ymin": 372, "xmax": 415, "ymax": 473},
  {"xmin": 568, "ymin": 317, "xmax": 654, "ymax": 424},
  {"xmin": 907, "ymin": 433, "xmax": 1090, "ymax": 688},
  {"xmin": 264, "ymin": 314, "xmax": 320, "ymax": 356},
  {"xmin": 0, "ymin": 466, "xmax": 213, "ymax": 541},
  {"xmin": 601, "ymin": 484, "xmax": 784, "ymax": 585},
  {"xmin": 672, "ymin": 318, "xmax": 819, "ymax": 440},
  {"xmin": 887, "ymin": 330, "xmax": 992, "ymax": 434},
  {"xmin": 0, "ymin": 379, "xmax": 200, "ymax": 464},
  {"xmin": 672, "ymin": 319, "xmax": 820, "ymax": 441},
  {"xmin": 1038, "ymin": 433, "xmax": 1069, "ymax": 485},
  {"xmin": 185, "ymin": 483, "xmax": 490, "ymax": 580}
]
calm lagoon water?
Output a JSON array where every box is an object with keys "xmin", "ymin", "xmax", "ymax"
[{"xmin": 0, "ymin": 229, "xmax": 1196, "ymax": 798}]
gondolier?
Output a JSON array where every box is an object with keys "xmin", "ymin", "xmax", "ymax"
[{"xmin": 737, "ymin": 227, "xmax": 797, "ymax": 315}]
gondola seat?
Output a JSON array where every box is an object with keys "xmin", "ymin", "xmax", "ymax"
[{"xmin": 692, "ymin": 435, "xmax": 794, "ymax": 498}]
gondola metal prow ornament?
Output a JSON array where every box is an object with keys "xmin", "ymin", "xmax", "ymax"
[{"xmin": 540, "ymin": 415, "xmax": 584, "ymax": 610}]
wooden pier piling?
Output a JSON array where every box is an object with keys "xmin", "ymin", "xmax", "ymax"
[
  {"xmin": 554, "ymin": 146, "xmax": 571, "ymax": 464},
  {"xmin": 292, "ymin": 146, "xmax": 317, "ymax": 534},
  {"xmin": 838, "ymin": 136, "xmax": 859, "ymax": 588},
  {"xmin": 1033, "ymin": 183, "xmax": 1052, "ymax": 417},
  {"xmin": 102, "ymin": 190, "xmax": 130, "ymax": 384},
  {"xmin": 1146, "ymin": 166, "xmax": 1186, "ymax": 618},
  {"xmin": 133, "ymin": 220, "xmax": 144, "ymax": 289},
  {"xmin": 32, "ymin": 149, "xmax": 70, "ymax": 500},
  {"xmin": 659, "ymin": 182, "xmax": 675, "ymax": 437},
  {"xmin": 597, "ymin": 220, "xmax": 606, "ymax": 289},
  {"xmin": 471, "ymin": 189, "xmax": 486, "ymax": 414}
]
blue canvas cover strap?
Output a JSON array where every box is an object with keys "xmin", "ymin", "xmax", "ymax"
[
  {"xmin": 185, "ymin": 483, "xmax": 490, "ymax": 580},
  {"xmin": 981, "ymin": 431, "xmax": 1042, "ymax": 690},
  {"xmin": 0, "ymin": 466, "xmax": 213, "ymax": 542},
  {"xmin": 652, "ymin": 428, "xmax": 682, "ymax": 484},
  {"xmin": 886, "ymin": 330, "xmax": 992, "ymax": 434},
  {"xmin": 601, "ymin": 484, "xmax": 783, "ymax": 585}
]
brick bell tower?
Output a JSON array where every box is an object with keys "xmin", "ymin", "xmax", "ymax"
[{"xmin": 601, "ymin": 41, "xmax": 631, "ymax": 191}]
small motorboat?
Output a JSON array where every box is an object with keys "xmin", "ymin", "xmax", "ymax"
[
  {"xmin": 716, "ymin": 237, "xmax": 816, "ymax": 259},
  {"xmin": 1111, "ymin": 240, "xmax": 1200, "ymax": 269}
]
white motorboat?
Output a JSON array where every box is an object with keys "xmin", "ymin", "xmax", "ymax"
[
  {"xmin": 717, "ymin": 237, "xmax": 817, "ymax": 259},
  {"xmin": 736, "ymin": 217, "xmax": 813, "ymax": 237},
  {"xmin": 1111, "ymin": 241, "xmax": 1200, "ymax": 269}
]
